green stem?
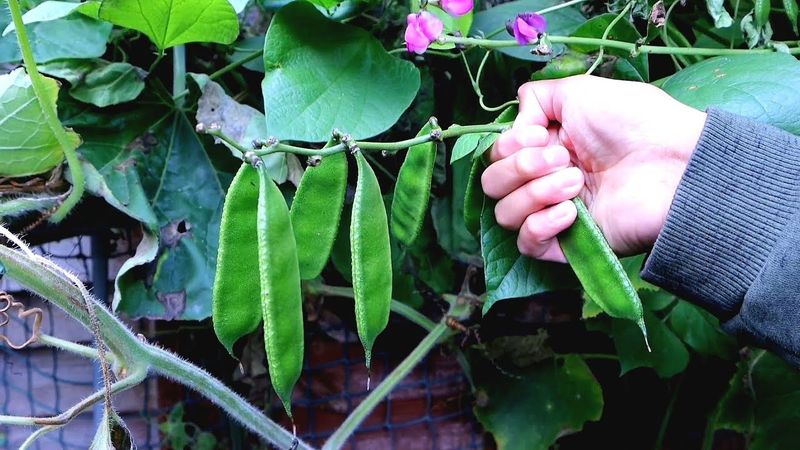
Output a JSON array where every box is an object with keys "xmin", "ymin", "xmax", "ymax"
[
  {"xmin": 235, "ymin": 123, "xmax": 509, "ymax": 157},
  {"xmin": 7, "ymin": 0, "xmax": 84, "ymax": 222},
  {"xmin": 173, "ymin": 45, "xmax": 186, "ymax": 107},
  {"xmin": 442, "ymin": 34, "xmax": 800, "ymax": 55},
  {"xmin": 38, "ymin": 333, "xmax": 102, "ymax": 360},
  {"xmin": 321, "ymin": 322, "xmax": 449, "ymax": 450},
  {"xmin": 586, "ymin": 2, "xmax": 633, "ymax": 75},
  {"xmin": 145, "ymin": 344, "xmax": 312, "ymax": 449},
  {"xmin": 209, "ymin": 49, "xmax": 263, "ymax": 80},
  {"xmin": 307, "ymin": 283, "xmax": 439, "ymax": 333}
]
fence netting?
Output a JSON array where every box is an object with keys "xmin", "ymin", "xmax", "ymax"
[{"xmin": 0, "ymin": 233, "xmax": 486, "ymax": 449}]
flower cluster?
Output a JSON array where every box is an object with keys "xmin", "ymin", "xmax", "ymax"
[
  {"xmin": 404, "ymin": 4, "xmax": 548, "ymax": 55},
  {"xmin": 405, "ymin": 0, "xmax": 473, "ymax": 54}
]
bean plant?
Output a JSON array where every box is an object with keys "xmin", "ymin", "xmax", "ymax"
[{"xmin": 0, "ymin": 0, "xmax": 799, "ymax": 448}]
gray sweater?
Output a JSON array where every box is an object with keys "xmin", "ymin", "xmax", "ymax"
[{"xmin": 642, "ymin": 108, "xmax": 800, "ymax": 365}]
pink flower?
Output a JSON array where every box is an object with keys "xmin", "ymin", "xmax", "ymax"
[
  {"xmin": 440, "ymin": 0, "xmax": 473, "ymax": 17},
  {"xmin": 405, "ymin": 12, "xmax": 444, "ymax": 54},
  {"xmin": 506, "ymin": 13, "xmax": 547, "ymax": 45}
]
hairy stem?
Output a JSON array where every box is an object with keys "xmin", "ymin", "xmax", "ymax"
[
  {"xmin": 38, "ymin": 333, "xmax": 103, "ymax": 360},
  {"xmin": 7, "ymin": 0, "xmax": 84, "ymax": 222},
  {"xmin": 321, "ymin": 322, "xmax": 450, "ymax": 450},
  {"xmin": 145, "ymin": 344, "xmax": 313, "ymax": 449},
  {"xmin": 0, "ymin": 243, "xmax": 310, "ymax": 449},
  {"xmin": 442, "ymin": 34, "xmax": 800, "ymax": 55}
]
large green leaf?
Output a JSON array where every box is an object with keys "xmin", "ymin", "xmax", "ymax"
[
  {"xmin": 2, "ymin": 1, "xmax": 100, "ymax": 36},
  {"xmin": 261, "ymin": 1, "xmax": 420, "ymax": 142},
  {"xmin": 98, "ymin": 0, "xmax": 239, "ymax": 51},
  {"xmin": 115, "ymin": 112, "xmax": 226, "ymax": 320},
  {"xmin": 431, "ymin": 157, "xmax": 480, "ymax": 259},
  {"xmin": 605, "ymin": 308, "xmax": 689, "ymax": 378},
  {"xmin": 471, "ymin": 0, "xmax": 585, "ymax": 61},
  {"xmin": 668, "ymin": 300, "xmax": 737, "ymax": 359},
  {"xmin": 713, "ymin": 351, "xmax": 800, "ymax": 449},
  {"xmin": 60, "ymin": 94, "xmax": 168, "ymax": 226},
  {"xmin": 41, "ymin": 59, "xmax": 146, "ymax": 107},
  {"xmin": 0, "ymin": 11, "xmax": 111, "ymax": 63},
  {"xmin": 662, "ymin": 54, "xmax": 800, "ymax": 134},
  {"xmin": 473, "ymin": 354, "xmax": 603, "ymax": 450},
  {"xmin": 0, "ymin": 68, "xmax": 79, "ymax": 177},
  {"xmin": 480, "ymin": 197, "xmax": 578, "ymax": 314}
]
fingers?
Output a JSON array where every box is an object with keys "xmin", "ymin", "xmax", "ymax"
[
  {"xmin": 482, "ymin": 145, "xmax": 571, "ymax": 199},
  {"xmin": 489, "ymin": 125, "xmax": 549, "ymax": 161},
  {"xmin": 493, "ymin": 167, "xmax": 584, "ymax": 230},
  {"xmin": 514, "ymin": 78, "xmax": 573, "ymax": 129},
  {"xmin": 517, "ymin": 200, "xmax": 578, "ymax": 263}
]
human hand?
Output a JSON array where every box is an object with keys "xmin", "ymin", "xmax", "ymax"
[{"xmin": 481, "ymin": 75, "xmax": 707, "ymax": 262}]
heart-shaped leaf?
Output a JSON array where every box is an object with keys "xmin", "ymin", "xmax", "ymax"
[
  {"xmin": 262, "ymin": 1, "xmax": 420, "ymax": 142},
  {"xmin": 99, "ymin": 0, "xmax": 239, "ymax": 51}
]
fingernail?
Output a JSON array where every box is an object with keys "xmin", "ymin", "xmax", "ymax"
[
  {"xmin": 542, "ymin": 146, "xmax": 569, "ymax": 167},
  {"xmin": 515, "ymin": 126, "xmax": 547, "ymax": 147},
  {"xmin": 549, "ymin": 202, "xmax": 573, "ymax": 221}
]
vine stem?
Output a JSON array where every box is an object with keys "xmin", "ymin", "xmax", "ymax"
[
  {"xmin": 0, "ymin": 241, "xmax": 314, "ymax": 450},
  {"xmin": 307, "ymin": 283, "xmax": 439, "ymax": 333},
  {"xmin": 203, "ymin": 122, "xmax": 509, "ymax": 158},
  {"xmin": 7, "ymin": 0, "xmax": 84, "ymax": 222},
  {"xmin": 321, "ymin": 322, "xmax": 450, "ymax": 450},
  {"xmin": 441, "ymin": 34, "xmax": 800, "ymax": 55},
  {"xmin": 585, "ymin": 2, "xmax": 633, "ymax": 75}
]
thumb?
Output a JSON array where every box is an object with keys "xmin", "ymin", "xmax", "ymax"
[{"xmin": 513, "ymin": 76, "xmax": 575, "ymax": 129}]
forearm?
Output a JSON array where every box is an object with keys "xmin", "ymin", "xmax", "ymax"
[{"xmin": 641, "ymin": 108, "xmax": 800, "ymax": 363}]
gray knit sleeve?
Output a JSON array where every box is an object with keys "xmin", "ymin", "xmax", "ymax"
[{"xmin": 641, "ymin": 108, "xmax": 800, "ymax": 364}]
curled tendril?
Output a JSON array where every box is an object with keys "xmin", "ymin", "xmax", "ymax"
[{"xmin": 0, "ymin": 291, "xmax": 43, "ymax": 350}]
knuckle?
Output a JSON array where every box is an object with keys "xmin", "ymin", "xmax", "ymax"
[{"xmin": 517, "ymin": 82, "xmax": 534, "ymax": 100}]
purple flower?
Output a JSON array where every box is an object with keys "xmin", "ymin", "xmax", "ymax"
[
  {"xmin": 506, "ymin": 13, "xmax": 547, "ymax": 45},
  {"xmin": 405, "ymin": 12, "xmax": 444, "ymax": 54},
  {"xmin": 440, "ymin": 0, "xmax": 473, "ymax": 17}
]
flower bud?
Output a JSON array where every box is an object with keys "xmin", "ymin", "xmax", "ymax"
[{"xmin": 440, "ymin": 0, "xmax": 473, "ymax": 17}]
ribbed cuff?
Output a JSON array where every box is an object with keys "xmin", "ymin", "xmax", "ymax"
[{"xmin": 642, "ymin": 108, "xmax": 800, "ymax": 319}]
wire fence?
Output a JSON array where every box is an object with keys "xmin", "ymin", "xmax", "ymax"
[{"xmin": 0, "ymin": 233, "xmax": 486, "ymax": 449}]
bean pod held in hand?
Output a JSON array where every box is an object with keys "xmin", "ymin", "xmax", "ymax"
[
  {"xmin": 290, "ymin": 148, "xmax": 348, "ymax": 280},
  {"xmin": 351, "ymin": 151, "xmax": 392, "ymax": 371},
  {"xmin": 391, "ymin": 120, "xmax": 438, "ymax": 246},
  {"xmin": 558, "ymin": 198, "xmax": 649, "ymax": 346},
  {"xmin": 256, "ymin": 163, "xmax": 305, "ymax": 417},
  {"xmin": 212, "ymin": 163, "xmax": 261, "ymax": 356}
]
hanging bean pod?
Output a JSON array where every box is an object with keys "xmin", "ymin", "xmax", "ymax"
[
  {"xmin": 351, "ymin": 151, "xmax": 392, "ymax": 371},
  {"xmin": 212, "ymin": 163, "xmax": 261, "ymax": 356},
  {"xmin": 391, "ymin": 121, "xmax": 437, "ymax": 246},
  {"xmin": 256, "ymin": 163, "xmax": 305, "ymax": 417},
  {"xmin": 290, "ymin": 148, "xmax": 348, "ymax": 279}
]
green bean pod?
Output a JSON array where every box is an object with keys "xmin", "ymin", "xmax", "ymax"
[
  {"xmin": 391, "ymin": 122, "xmax": 437, "ymax": 246},
  {"xmin": 463, "ymin": 157, "xmax": 486, "ymax": 237},
  {"xmin": 558, "ymin": 198, "xmax": 648, "ymax": 346},
  {"xmin": 755, "ymin": 0, "xmax": 771, "ymax": 29},
  {"xmin": 256, "ymin": 164, "xmax": 304, "ymax": 418},
  {"xmin": 351, "ymin": 151, "xmax": 392, "ymax": 370},
  {"xmin": 212, "ymin": 163, "xmax": 261, "ymax": 356},
  {"xmin": 784, "ymin": 0, "xmax": 799, "ymax": 33},
  {"xmin": 290, "ymin": 150, "xmax": 348, "ymax": 279}
]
